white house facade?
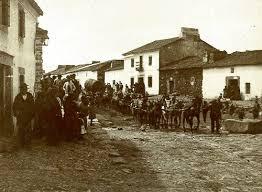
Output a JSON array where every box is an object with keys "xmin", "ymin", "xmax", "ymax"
[
  {"xmin": 203, "ymin": 51, "xmax": 262, "ymax": 100},
  {"xmin": 203, "ymin": 65, "xmax": 262, "ymax": 100},
  {"xmin": 0, "ymin": 0, "xmax": 43, "ymax": 134},
  {"xmin": 123, "ymin": 51, "xmax": 160, "ymax": 95},
  {"xmin": 76, "ymin": 70, "xmax": 98, "ymax": 87},
  {"xmin": 105, "ymin": 68, "xmax": 125, "ymax": 86}
]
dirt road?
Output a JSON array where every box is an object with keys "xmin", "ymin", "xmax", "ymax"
[
  {"xmin": 98, "ymin": 109, "xmax": 262, "ymax": 192},
  {"xmin": 0, "ymin": 108, "xmax": 261, "ymax": 192}
]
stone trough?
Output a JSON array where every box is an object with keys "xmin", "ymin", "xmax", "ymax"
[{"xmin": 224, "ymin": 119, "xmax": 262, "ymax": 134}]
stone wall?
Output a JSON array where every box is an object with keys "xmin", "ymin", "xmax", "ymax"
[
  {"xmin": 158, "ymin": 37, "xmax": 216, "ymax": 96},
  {"xmin": 34, "ymin": 27, "xmax": 48, "ymax": 94},
  {"xmin": 159, "ymin": 39, "xmax": 217, "ymax": 68},
  {"xmin": 159, "ymin": 68, "xmax": 203, "ymax": 97}
]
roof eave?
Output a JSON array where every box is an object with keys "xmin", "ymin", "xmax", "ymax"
[{"xmin": 28, "ymin": 0, "xmax": 43, "ymax": 16}]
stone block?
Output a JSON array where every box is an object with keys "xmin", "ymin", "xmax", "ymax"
[{"xmin": 224, "ymin": 119, "xmax": 262, "ymax": 134}]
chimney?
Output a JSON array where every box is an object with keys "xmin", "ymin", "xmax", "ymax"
[{"xmin": 181, "ymin": 27, "xmax": 200, "ymax": 40}]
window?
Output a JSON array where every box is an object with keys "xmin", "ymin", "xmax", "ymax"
[
  {"xmin": 131, "ymin": 58, "xmax": 134, "ymax": 68},
  {"xmin": 113, "ymin": 80, "xmax": 115, "ymax": 85},
  {"xmin": 148, "ymin": 76, "xmax": 152, "ymax": 88},
  {"xmin": 18, "ymin": 8, "xmax": 25, "ymax": 38},
  {"xmin": 0, "ymin": 0, "xmax": 10, "ymax": 26},
  {"xmin": 149, "ymin": 56, "xmax": 152, "ymax": 66},
  {"xmin": 231, "ymin": 67, "xmax": 234, "ymax": 73},
  {"xmin": 245, "ymin": 83, "xmax": 250, "ymax": 94},
  {"xmin": 19, "ymin": 75, "xmax": 25, "ymax": 87},
  {"xmin": 139, "ymin": 56, "xmax": 143, "ymax": 68},
  {"xmin": 130, "ymin": 77, "xmax": 134, "ymax": 88}
]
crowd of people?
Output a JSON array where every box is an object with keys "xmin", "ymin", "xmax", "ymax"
[
  {"xmin": 13, "ymin": 73, "xmax": 261, "ymax": 148},
  {"xmin": 13, "ymin": 74, "xmax": 95, "ymax": 148}
]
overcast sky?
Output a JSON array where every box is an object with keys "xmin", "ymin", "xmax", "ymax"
[{"xmin": 35, "ymin": 0, "xmax": 262, "ymax": 72}]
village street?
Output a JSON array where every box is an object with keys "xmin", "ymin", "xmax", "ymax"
[{"xmin": 0, "ymin": 108, "xmax": 261, "ymax": 192}]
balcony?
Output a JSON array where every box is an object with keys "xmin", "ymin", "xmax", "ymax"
[{"xmin": 136, "ymin": 66, "xmax": 144, "ymax": 72}]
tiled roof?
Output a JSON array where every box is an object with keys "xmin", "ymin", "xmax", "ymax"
[
  {"xmin": 76, "ymin": 60, "xmax": 124, "ymax": 72},
  {"xmin": 46, "ymin": 65, "xmax": 75, "ymax": 75},
  {"xmin": 106, "ymin": 62, "xmax": 124, "ymax": 71},
  {"xmin": 65, "ymin": 64, "xmax": 90, "ymax": 74},
  {"xmin": 75, "ymin": 63, "xmax": 103, "ymax": 72},
  {"xmin": 160, "ymin": 56, "xmax": 204, "ymax": 70},
  {"xmin": 123, "ymin": 37, "xmax": 180, "ymax": 56},
  {"xmin": 204, "ymin": 50, "xmax": 262, "ymax": 68}
]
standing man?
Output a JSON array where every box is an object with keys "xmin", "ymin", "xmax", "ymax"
[
  {"xmin": 13, "ymin": 83, "xmax": 35, "ymax": 148},
  {"xmin": 209, "ymin": 98, "xmax": 222, "ymax": 133},
  {"xmin": 54, "ymin": 74, "xmax": 64, "ymax": 99},
  {"xmin": 63, "ymin": 76, "xmax": 76, "ymax": 100},
  {"xmin": 252, "ymin": 99, "xmax": 261, "ymax": 119}
]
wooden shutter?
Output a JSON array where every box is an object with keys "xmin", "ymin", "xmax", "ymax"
[
  {"xmin": 21, "ymin": 10, "xmax": 25, "ymax": 37},
  {"xmin": 2, "ymin": 0, "xmax": 10, "ymax": 26},
  {"xmin": 19, "ymin": 9, "xmax": 25, "ymax": 38},
  {"xmin": 0, "ymin": 0, "xmax": 2, "ymax": 25},
  {"xmin": 6, "ymin": 0, "xmax": 10, "ymax": 26}
]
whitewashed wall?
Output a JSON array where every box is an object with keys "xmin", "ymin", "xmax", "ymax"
[
  {"xmin": 203, "ymin": 65, "xmax": 262, "ymax": 100},
  {"xmin": 124, "ymin": 51, "xmax": 160, "ymax": 95},
  {"xmin": 105, "ymin": 69, "xmax": 125, "ymax": 86},
  {"xmin": 75, "ymin": 71, "xmax": 97, "ymax": 87},
  {"xmin": 0, "ymin": 0, "xmax": 39, "ymax": 98}
]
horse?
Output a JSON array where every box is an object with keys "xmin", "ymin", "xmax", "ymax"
[
  {"xmin": 170, "ymin": 101, "xmax": 184, "ymax": 129},
  {"xmin": 182, "ymin": 97, "xmax": 202, "ymax": 132},
  {"xmin": 150, "ymin": 101, "xmax": 162, "ymax": 129}
]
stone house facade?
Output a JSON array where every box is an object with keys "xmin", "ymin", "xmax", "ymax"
[
  {"xmin": 160, "ymin": 57, "xmax": 204, "ymax": 97},
  {"xmin": 34, "ymin": 26, "xmax": 48, "ymax": 94}
]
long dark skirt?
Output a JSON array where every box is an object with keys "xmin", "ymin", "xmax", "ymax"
[{"xmin": 46, "ymin": 116, "xmax": 62, "ymax": 145}]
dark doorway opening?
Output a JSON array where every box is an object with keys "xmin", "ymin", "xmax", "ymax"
[
  {"xmin": 169, "ymin": 80, "xmax": 174, "ymax": 94},
  {"xmin": 138, "ymin": 77, "xmax": 144, "ymax": 84},
  {"xmin": 0, "ymin": 65, "xmax": 13, "ymax": 136},
  {"xmin": 224, "ymin": 77, "xmax": 241, "ymax": 100}
]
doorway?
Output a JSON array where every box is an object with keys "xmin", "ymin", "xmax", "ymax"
[
  {"xmin": 138, "ymin": 77, "xmax": 144, "ymax": 84},
  {"xmin": 169, "ymin": 80, "xmax": 174, "ymax": 94},
  {"xmin": 225, "ymin": 76, "xmax": 241, "ymax": 100},
  {"xmin": 0, "ymin": 65, "xmax": 13, "ymax": 136}
]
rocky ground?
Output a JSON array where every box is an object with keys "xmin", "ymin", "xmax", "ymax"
[{"xmin": 0, "ymin": 108, "xmax": 262, "ymax": 192}]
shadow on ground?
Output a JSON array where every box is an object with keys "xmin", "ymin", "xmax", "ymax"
[{"xmin": 0, "ymin": 113, "xmax": 165, "ymax": 192}]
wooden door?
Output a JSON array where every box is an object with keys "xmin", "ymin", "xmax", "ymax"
[{"xmin": 0, "ymin": 65, "xmax": 4, "ymax": 134}]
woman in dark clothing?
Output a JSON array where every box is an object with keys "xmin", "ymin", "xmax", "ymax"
[
  {"xmin": 64, "ymin": 94, "xmax": 79, "ymax": 141},
  {"xmin": 79, "ymin": 95, "xmax": 89, "ymax": 131},
  {"xmin": 46, "ymin": 88, "xmax": 63, "ymax": 145},
  {"xmin": 88, "ymin": 96, "xmax": 96, "ymax": 126}
]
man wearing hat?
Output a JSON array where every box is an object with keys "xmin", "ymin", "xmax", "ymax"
[
  {"xmin": 209, "ymin": 98, "xmax": 222, "ymax": 133},
  {"xmin": 13, "ymin": 83, "xmax": 35, "ymax": 148}
]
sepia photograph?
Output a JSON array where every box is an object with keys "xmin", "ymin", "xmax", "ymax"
[{"xmin": 0, "ymin": 0, "xmax": 262, "ymax": 191}]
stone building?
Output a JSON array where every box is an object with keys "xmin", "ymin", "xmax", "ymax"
[
  {"xmin": 0, "ymin": 0, "xmax": 45, "ymax": 135},
  {"xmin": 122, "ymin": 27, "xmax": 219, "ymax": 95},
  {"xmin": 160, "ymin": 57, "xmax": 204, "ymax": 97},
  {"xmin": 34, "ymin": 26, "xmax": 48, "ymax": 94}
]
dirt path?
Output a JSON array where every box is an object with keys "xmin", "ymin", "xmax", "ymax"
[
  {"xmin": 98, "ymin": 109, "xmax": 262, "ymax": 192},
  {"xmin": 0, "ymin": 108, "xmax": 261, "ymax": 192}
]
